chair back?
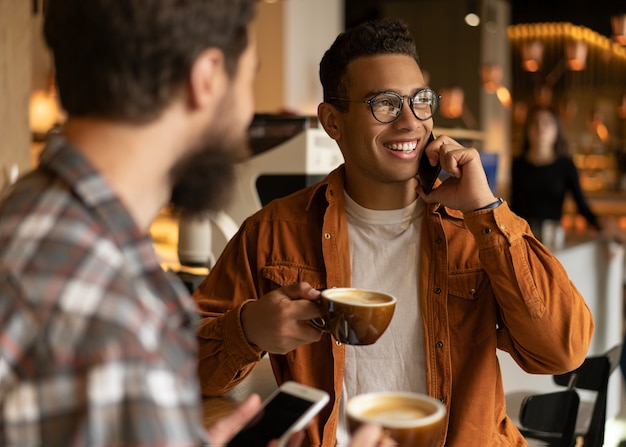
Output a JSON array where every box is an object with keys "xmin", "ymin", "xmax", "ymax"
[
  {"xmin": 519, "ymin": 389, "xmax": 580, "ymax": 447},
  {"xmin": 552, "ymin": 344, "xmax": 622, "ymax": 447}
]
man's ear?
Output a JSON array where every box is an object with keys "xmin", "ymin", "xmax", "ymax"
[
  {"xmin": 318, "ymin": 102, "xmax": 342, "ymax": 141},
  {"xmin": 188, "ymin": 48, "xmax": 226, "ymax": 109}
]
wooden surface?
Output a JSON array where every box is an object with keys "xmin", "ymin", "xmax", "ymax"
[
  {"xmin": 0, "ymin": 0, "xmax": 32, "ymax": 180},
  {"xmin": 202, "ymin": 356, "xmax": 278, "ymax": 427}
]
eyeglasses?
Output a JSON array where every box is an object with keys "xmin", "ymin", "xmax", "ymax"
[{"xmin": 330, "ymin": 88, "xmax": 441, "ymax": 124}]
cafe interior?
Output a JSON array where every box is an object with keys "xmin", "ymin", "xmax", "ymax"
[{"xmin": 2, "ymin": 0, "xmax": 626, "ymax": 444}]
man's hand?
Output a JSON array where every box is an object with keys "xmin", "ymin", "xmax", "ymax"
[
  {"xmin": 206, "ymin": 394, "xmax": 384, "ymax": 447},
  {"xmin": 206, "ymin": 394, "xmax": 306, "ymax": 447},
  {"xmin": 241, "ymin": 282, "xmax": 323, "ymax": 354},
  {"xmin": 206, "ymin": 394, "xmax": 261, "ymax": 444},
  {"xmin": 416, "ymin": 135, "xmax": 496, "ymax": 213}
]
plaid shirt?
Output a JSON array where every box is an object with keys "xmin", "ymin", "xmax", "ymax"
[{"xmin": 0, "ymin": 136, "xmax": 207, "ymax": 446}]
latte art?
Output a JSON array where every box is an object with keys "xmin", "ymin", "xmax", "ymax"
[
  {"xmin": 360, "ymin": 407, "xmax": 429, "ymax": 423},
  {"xmin": 323, "ymin": 289, "xmax": 393, "ymax": 306}
]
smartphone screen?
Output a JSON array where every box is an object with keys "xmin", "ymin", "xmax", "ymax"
[
  {"xmin": 417, "ymin": 133, "xmax": 441, "ymax": 194},
  {"xmin": 226, "ymin": 391, "xmax": 319, "ymax": 447}
]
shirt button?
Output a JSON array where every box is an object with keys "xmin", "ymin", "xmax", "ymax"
[
  {"xmin": 434, "ymin": 287, "xmax": 441, "ymax": 294},
  {"xmin": 435, "ymin": 237, "xmax": 442, "ymax": 244},
  {"xmin": 469, "ymin": 288, "xmax": 477, "ymax": 296},
  {"xmin": 324, "ymin": 233, "xmax": 331, "ymax": 239},
  {"xmin": 335, "ymin": 340, "xmax": 342, "ymax": 346},
  {"xmin": 500, "ymin": 223, "xmax": 506, "ymax": 230},
  {"xmin": 483, "ymin": 228, "xmax": 492, "ymax": 234},
  {"xmin": 436, "ymin": 341, "xmax": 444, "ymax": 349}
]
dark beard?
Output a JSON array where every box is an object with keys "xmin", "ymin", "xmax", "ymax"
[{"xmin": 169, "ymin": 137, "xmax": 250, "ymax": 215}]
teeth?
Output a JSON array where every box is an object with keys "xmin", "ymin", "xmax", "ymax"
[{"xmin": 386, "ymin": 141, "xmax": 417, "ymax": 152}]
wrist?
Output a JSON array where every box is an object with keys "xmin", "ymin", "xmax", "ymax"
[{"xmin": 473, "ymin": 197, "xmax": 503, "ymax": 211}]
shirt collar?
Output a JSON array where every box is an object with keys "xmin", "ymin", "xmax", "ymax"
[{"xmin": 40, "ymin": 134, "xmax": 157, "ymax": 270}]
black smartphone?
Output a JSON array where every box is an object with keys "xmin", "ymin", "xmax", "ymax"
[
  {"xmin": 226, "ymin": 381, "xmax": 330, "ymax": 447},
  {"xmin": 417, "ymin": 133, "xmax": 441, "ymax": 194}
]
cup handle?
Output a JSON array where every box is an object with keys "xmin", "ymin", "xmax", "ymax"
[{"xmin": 309, "ymin": 317, "xmax": 328, "ymax": 332}]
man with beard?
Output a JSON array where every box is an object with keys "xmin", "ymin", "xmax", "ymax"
[{"xmin": 0, "ymin": 1, "xmax": 385, "ymax": 445}]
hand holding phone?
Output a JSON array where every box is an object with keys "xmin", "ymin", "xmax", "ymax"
[
  {"xmin": 226, "ymin": 381, "xmax": 329, "ymax": 447},
  {"xmin": 417, "ymin": 133, "xmax": 441, "ymax": 194}
]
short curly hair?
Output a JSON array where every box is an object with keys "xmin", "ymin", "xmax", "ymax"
[{"xmin": 319, "ymin": 19, "xmax": 420, "ymax": 111}]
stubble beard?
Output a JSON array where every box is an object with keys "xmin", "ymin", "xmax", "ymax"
[{"xmin": 169, "ymin": 102, "xmax": 251, "ymax": 215}]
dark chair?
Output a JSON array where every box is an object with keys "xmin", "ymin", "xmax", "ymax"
[
  {"xmin": 519, "ymin": 388, "xmax": 580, "ymax": 446},
  {"xmin": 553, "ymin": 344, "xmax": 622, "ymax": 447},
  {"xmin": 518, "ymin": 344, "xmax": 622, "ymax": 447}
]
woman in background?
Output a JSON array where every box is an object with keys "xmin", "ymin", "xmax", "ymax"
[{"xmin": 511, "ymin": 106, "xmax": 601, "ymax": 244}]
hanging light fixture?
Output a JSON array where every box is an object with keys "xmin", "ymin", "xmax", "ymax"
[
  {"xmin": 439, "ymin": 87, "xmax": 464, "ymax": 119},
  {"xmin": 464, "ymin": 0, "xmax": 481, "ymax": 27},
  {"xmin": 521, "ymin": 41, "xmax": 543, "ymax": 72},
  {"xmin": 565, "ymin": 40, "xmax": 587, "ymax": 71},
  {"xmin": 480, "ymin": 64, "xmax": 502, "ymax": 94},
  {"xmin": 611, "ymin": 14, "xmax": 626, "ymax": 46}
]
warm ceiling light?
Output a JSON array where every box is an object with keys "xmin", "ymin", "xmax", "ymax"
[
  {"xmin": 439, "ymin": 87, "xmax": 464, "ymax": 119},
  {"xmin": 521, "ymin": 41, "xmax": 543, "ymax": 72},
  {"xmin": 587, "ymin": 111, "xmax": 609, "ymax": 143},
  {"xmin": 464, "ymin": 0, "xmax": 480, "ymax": 27},
  {"xmin": 465, "ymin": 13, "xmax": 480, "ymax": 27},
  {"xmin": 611, "ymin": 14, "xmax": 626, "ymax": 45},
  {"xmin": 480, "ymin": 64, "xmax": 502, "ymax": 94},
  {"xmin": 565, "ymin": 41, "xmax": 587, "ymax": 70},
  {"xmin": 29, "ymin": 90, "xmax": 61, "ymax": 136},
  {"xmin": 495, "ymin": 86, "xmax": 512, "ymax": 108}
]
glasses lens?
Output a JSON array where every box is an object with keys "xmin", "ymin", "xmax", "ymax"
[
  {"xmin": 370, "ymin": 93, "xmax": 403, "ymax": 123},
  {"xmin": 412, "ymin": 89, "xmax": 438, "ymax": 120}
]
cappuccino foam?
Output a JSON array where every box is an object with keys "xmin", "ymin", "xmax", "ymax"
[
  {"xmin": 347, "ymin": 393, "xmax": 444, "ymax": 428},
  {"xmin": 358, "ymin": 402, "xmax": 430, "ymax": 424},
  {"xmin": 324, "ymin": 289, "xmax": 393, "ymax": 306}
]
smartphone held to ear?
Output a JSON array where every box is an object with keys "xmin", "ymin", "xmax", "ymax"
[
  {"xmin": 417, "ymin": 133, "xmax": 441, "ymax": 194},
  {"xmin": 226, "ymin": 381, "xmax": 330, "ymax": 447}
]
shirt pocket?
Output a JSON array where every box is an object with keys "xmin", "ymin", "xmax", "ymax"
[
  {"xmin": 261, "ymin": 264, "xmax": 326, "ymax": 290},
  {"xmin": 447, "ymin": 269, "xmax": 498, "ymax": 346}
]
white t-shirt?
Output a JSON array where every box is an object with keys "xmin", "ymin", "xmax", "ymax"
[{"xmin": 335, "ymin": 192, "xmax": 427, "ymax": 446}]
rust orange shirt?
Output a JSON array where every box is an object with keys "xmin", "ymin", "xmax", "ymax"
[{"xmin": 193, "ymin": 165, "xmax": 594, "ymax": 447}]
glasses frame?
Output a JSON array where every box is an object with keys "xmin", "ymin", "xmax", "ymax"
[{"xmin": 330, "ymin": 88, "xmax": 441, "ymax": 124}]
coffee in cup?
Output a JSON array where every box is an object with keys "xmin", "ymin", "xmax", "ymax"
[
  {"xmin": 346, "ymin": 392, "xmax": 446, "ymax": 447},
  {"xmin": 309, "ymin": 288, "xmax": 396, "ymax": 345}
]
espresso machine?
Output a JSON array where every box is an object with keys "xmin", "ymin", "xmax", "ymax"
[{"xmin": 177, "ymin": 114, "xmax": 343, "ymax": 271}]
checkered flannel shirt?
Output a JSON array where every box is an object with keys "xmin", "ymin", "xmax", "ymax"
[{"xmin": 0, "ymin": 135, "xmax": 208, "ymax": 446}]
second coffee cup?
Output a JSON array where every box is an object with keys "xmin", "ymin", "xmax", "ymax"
[
  {"xmin": 346, "ymin": 392, "xmax": 446, "ymax": 447},
  {"xmin": 310, "ymin": 288, "xmax": 396, "ymax": 345}
]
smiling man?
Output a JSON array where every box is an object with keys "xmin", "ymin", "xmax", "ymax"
[{"xmin": 193, "ymin": 18, "xmax": 594, "ymax": 446}]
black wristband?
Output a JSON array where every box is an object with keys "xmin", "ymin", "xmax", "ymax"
[{"xmin": 474, "ymin": 197, "xmax": 503, "ymax": 211}]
